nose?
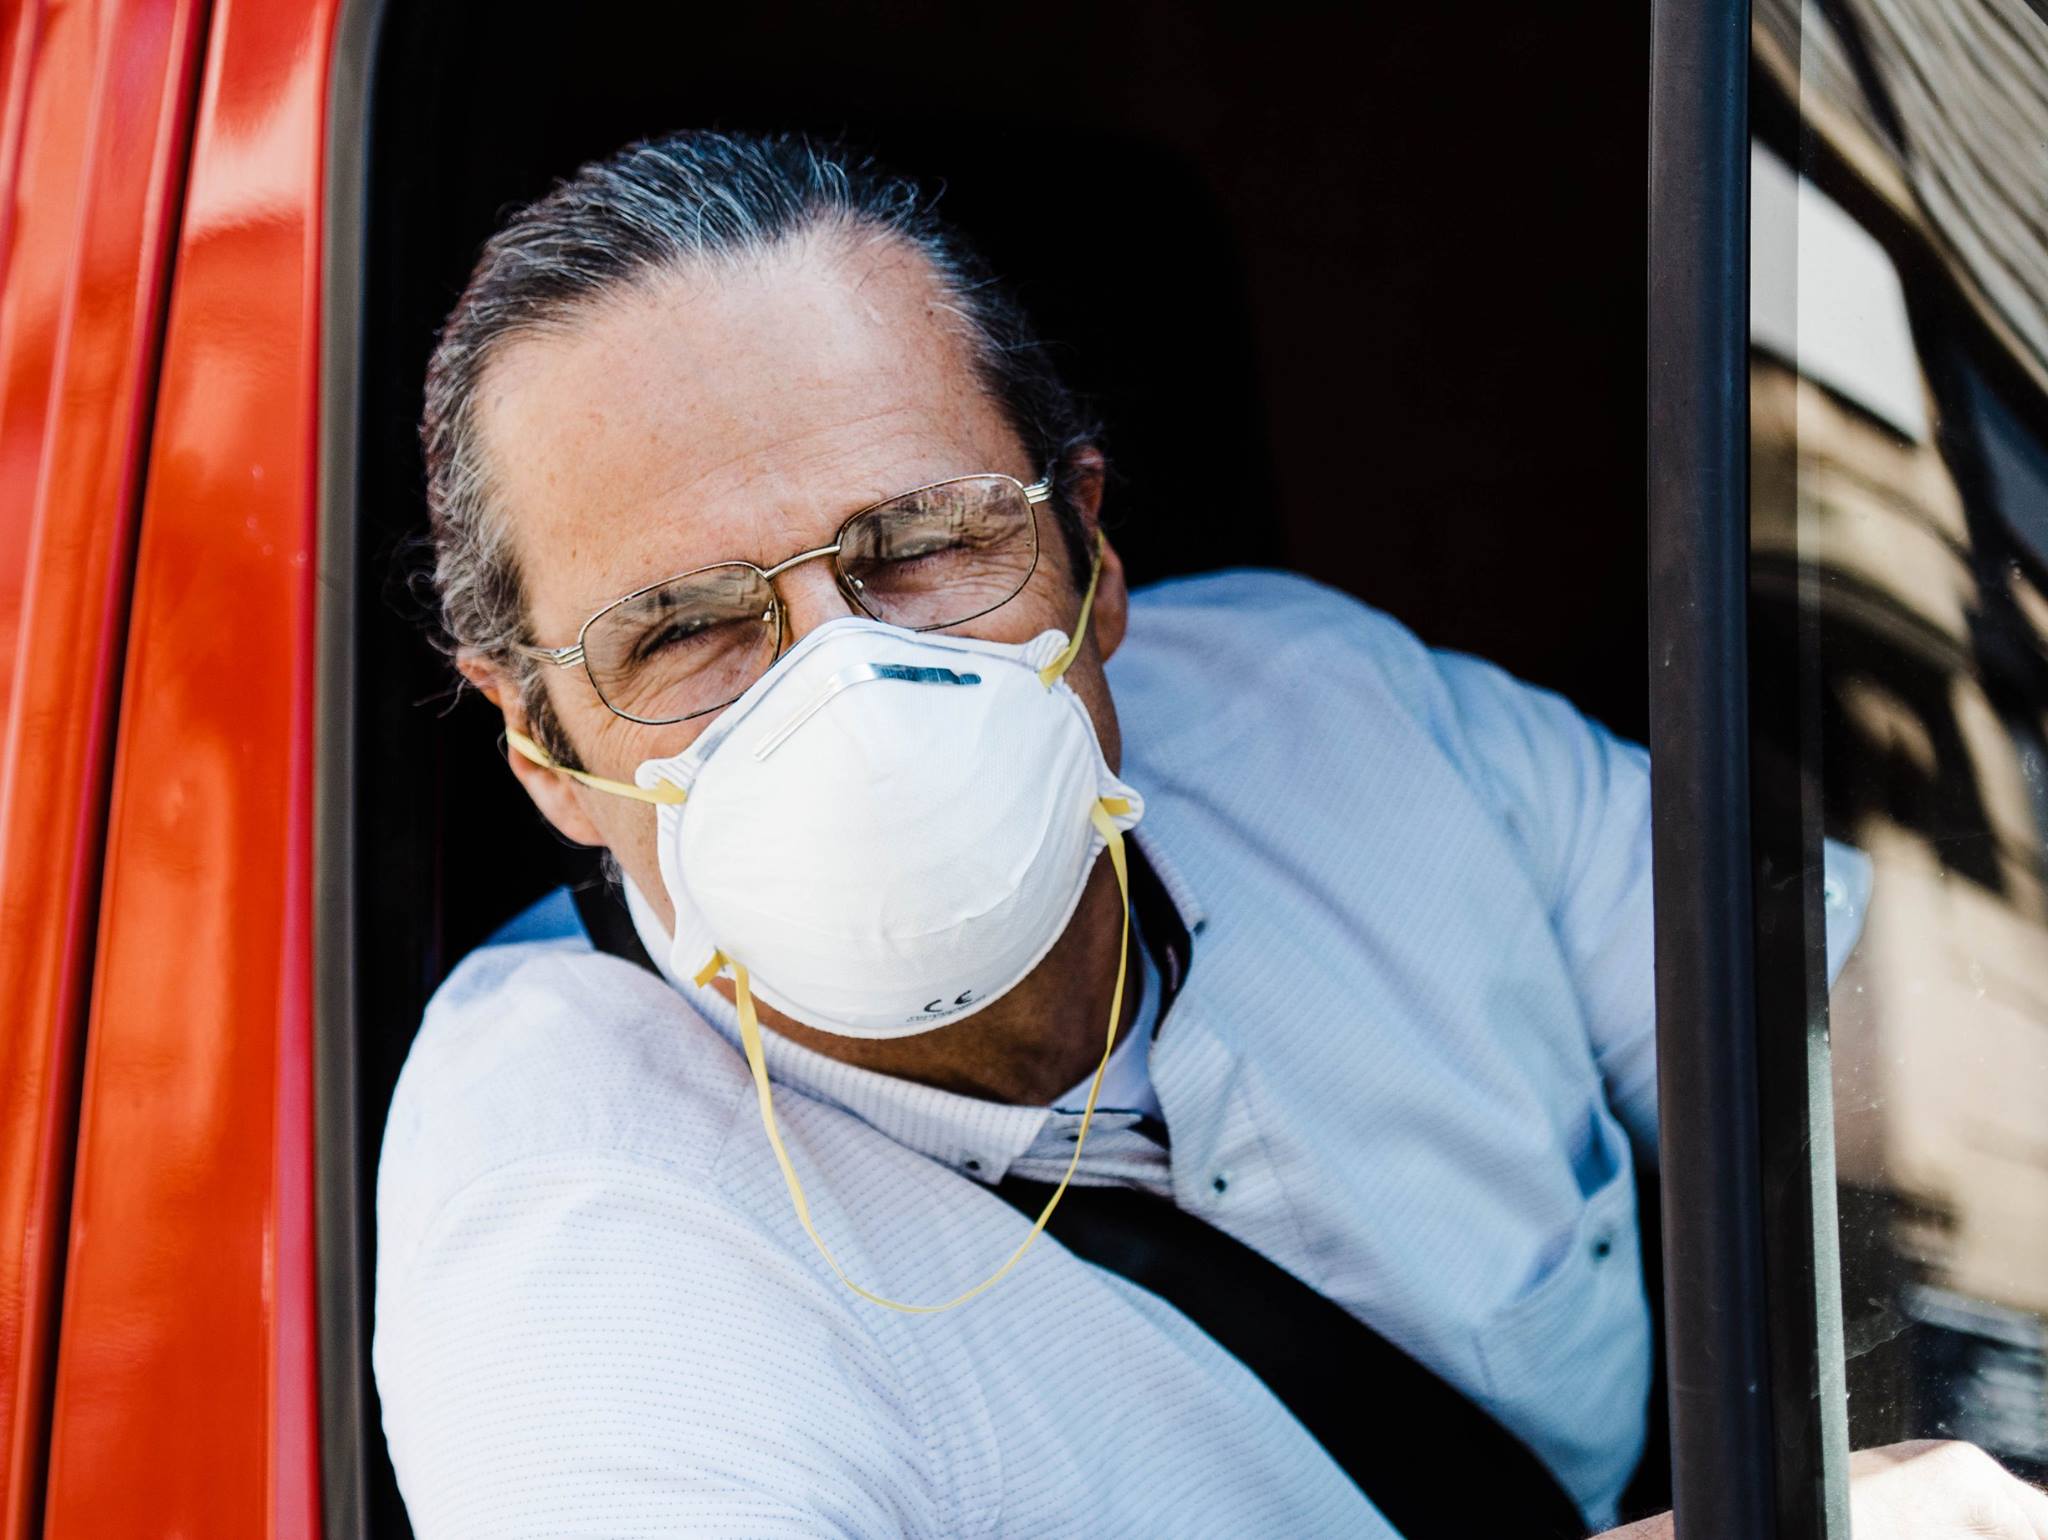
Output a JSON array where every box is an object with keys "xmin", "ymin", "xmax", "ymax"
[{"xmin": 770, "ymin": 548, "xmax": 861, "ymax": 645}]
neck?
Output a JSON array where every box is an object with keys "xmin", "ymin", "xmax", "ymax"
[{"xmin": 704, "ymin": 852, "xmax": 1134, "ymax": 1104}]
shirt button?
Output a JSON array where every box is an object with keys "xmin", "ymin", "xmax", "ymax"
[
  {"xmin": 963, "ymin": 1158, "xmax": 983, "ymax": 1173},
  {"xmin": 1212, "ymin": 1173, "xmax": 1229, "ymax": 1195},
  {"xmin": 1592, "ymin": 1233, "xmax": 1614, "ymax": 1261}
]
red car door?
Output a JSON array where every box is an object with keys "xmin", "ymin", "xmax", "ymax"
[
  {"xmin": 0, "ymin": 3, "xmax": 208, "ymax": 1535},
  {"xmin": 0, "ymin": 0, "xmax": 340, "ymax": 1534}
]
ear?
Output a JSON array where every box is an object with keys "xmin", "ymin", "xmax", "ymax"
[
  {"xmin": 457, "ymin": 649, "xmax": 611, "ymax": 849},
  {"xmin": 1066, "ymin": 445, "xmax": 1128, "ymax": 662}
]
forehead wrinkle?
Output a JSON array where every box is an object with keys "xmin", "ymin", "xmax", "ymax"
[
  {"xmin": 477, "ymin": 240, "xmax": 1021, "ymax": 637},
  {"xmin": 487, "ymin": 238, "xmax": 985, "ymax": 458},
  {"xmin": 552, "ymin": 407, "xmax": 980, "ymax": 621},
  {"xmin": 633, "ymin": 403, "xmax": 945, "ymax": 517},
  {"xmin": 558, "ymin": 275, "xmax": 976, "ymax": 489}
]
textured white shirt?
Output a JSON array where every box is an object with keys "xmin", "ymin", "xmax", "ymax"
[{"xmin": 374, "ymin": 570, "xmax": 1855, "ymax": 1537}]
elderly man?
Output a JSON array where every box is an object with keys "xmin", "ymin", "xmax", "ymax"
[{"xmin": 373, "ymin": 131, "xmax": 2048, "ymax": 1538}]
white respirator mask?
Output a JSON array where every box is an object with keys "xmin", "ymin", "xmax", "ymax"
[
  {"xmin": 640, "ymin": 613, "xmax": 1142, "ymax": 1037},
  {"xmin": 508, "ymin": 539, "xmax": 1141, "ymax": 1312}
]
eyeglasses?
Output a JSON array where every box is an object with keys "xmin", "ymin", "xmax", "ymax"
[{"xmin": 516, "ymin": 471, "xmax": 1052, "ymax": 725}]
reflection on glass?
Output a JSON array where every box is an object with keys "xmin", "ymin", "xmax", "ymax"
[{"xmin": 1753, "ymin": 0, "xmax": 2048, "ymax": 1483}]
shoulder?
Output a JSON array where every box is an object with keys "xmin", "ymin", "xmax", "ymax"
[
  {"xmin": 1110, "ymin": 570, "xmax": 1646, "ymax": 899},
  {"xmin": 1112, "ymin": 570, "xmax": 1426, "ymax": 730},
  {"xmin": 375, "ymin": 937, "xmax": 753, "ymax": 1294},
  {"xmin": 1112, "ymin": 567, "xmax": 1588, "ymax": 776},
  {"xmin": 371, "ymin": 939, "xmax": 946, "ymax": 1536},
  {"xmin": 1116, "ymin": 567, "xmax": 1422, "ymax": 670}
]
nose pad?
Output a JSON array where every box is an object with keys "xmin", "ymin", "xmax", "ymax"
[
  {"xmin": 835, "ymin": 565, "xmax": 875, "ymax": 616},
  {"xmin": 773, "ymin": 561, "xmax": 864, "ymax": 646}
]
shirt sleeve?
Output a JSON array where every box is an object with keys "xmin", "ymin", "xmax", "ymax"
[
  {"xmin": 1432, "ymin": 652, "xmax": 1660, "ymax": 1154},
  {"xmin": 373, "ymin": 1150, "xmax": 942, "ymax": 1540}
]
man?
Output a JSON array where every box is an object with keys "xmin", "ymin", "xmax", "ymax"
[{"xmin": 374, "ymin": 131, "xmax": 2048, "ymax": 1537}]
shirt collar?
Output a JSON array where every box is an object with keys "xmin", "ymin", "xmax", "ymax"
[
  {"xmin": 620, "ymin": 829, "xmax": 1203, "ymax": 1183},
  {"xmin": 1134, "ymin": 826, "xmax": 1207, "ymax": 937},
  {"xmin": 1124, "ymin": 827, "xmax": 1202, "ymax": 1029}
]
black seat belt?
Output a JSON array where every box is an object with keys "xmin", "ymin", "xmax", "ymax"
[
  {"xmin": 989, "ymin": 1172, "xmax": 1587, "ymax": 1539},
  {"xmin": 569, "ymin": 874, "xmax": 1656, "ymax": 1538}
]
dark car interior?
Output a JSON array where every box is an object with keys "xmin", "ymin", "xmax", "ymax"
[{"xmin": 346, "ymin": 1, "xmax": 1651, "ymax": 1528}]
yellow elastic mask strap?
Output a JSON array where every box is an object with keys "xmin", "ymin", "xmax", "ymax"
[
  {"xmin": 504, "ymin": 725, "xmax": 687, "ymax": 806},
  {"xmin": 1036, "ymin": 532, "xmax": 1107, "ymax": 690},
  {"xmin": 709, "ymin": 795, "xmax": 1132, "ymax": 1314}
]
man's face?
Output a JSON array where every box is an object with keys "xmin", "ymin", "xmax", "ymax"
[{"xmin": 467, "ymin": 236, "xmax": 1128, "ymax": 929}]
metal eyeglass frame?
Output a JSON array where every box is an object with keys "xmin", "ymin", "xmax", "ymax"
[{"xmin": 514, "ymin": 470, "xmax": 1054, "ymax": 725}]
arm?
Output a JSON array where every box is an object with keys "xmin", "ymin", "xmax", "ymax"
[
  {"xmin": 1433, "ymin": 653, "xmax": 1659, "ymax": 1151},
  {"xmin": 373, "ymin": 1151, "xmax": 941, "ymax": 1539},
  {"xmin": 1435, "ymin": 655, "xmax": 1872, "ymax": 1162},
  {"xmin": 1594, "ymin": 1442, "xmax": 2048, "ymax": 1539}
]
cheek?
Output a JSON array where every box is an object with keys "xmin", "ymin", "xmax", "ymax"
[
  {"xmin": 561, "ymin": 695, "xmax": 705, "ymax": 922},
  {"xmin": 569, "ymin": 685, "xmax": 706, "ymax": 778},
  {"xmin": 1065, "ymin": 657, "xmax": 1124, "ymax": 776},
  {"xmin": 597, "ymin": 797, "xmax": 668, "ymax": 912}
]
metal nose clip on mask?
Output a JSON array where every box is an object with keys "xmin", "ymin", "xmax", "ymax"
[{"xmin": 507, "ymin": 541, "xmax": 1143, "ymax": 1313}]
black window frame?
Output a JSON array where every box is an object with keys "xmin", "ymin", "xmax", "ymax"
[
  {"xmin": 1647, "ymin": 1, "xmax": 1863, "ymax": 1536},
  {"xmin": 312, "ymin": 2, "xmax": 1833, "ymax": 1536}
]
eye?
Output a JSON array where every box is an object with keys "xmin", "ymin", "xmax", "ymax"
[
  {"xmin": 880, "ymin": 525, "xmax": 968, "ymax": 564},
  {"xmin": 626, "ymin": 613, "xmax": 735, "ymax": 666},
  {"xmin": 862, "ymin": 500, "xmax": 984, "ymax": 564}
]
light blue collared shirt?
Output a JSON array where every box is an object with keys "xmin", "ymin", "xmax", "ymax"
[{"xmin": 374, "ymin": 570, "xmax": 1866, "ymax": 1538}]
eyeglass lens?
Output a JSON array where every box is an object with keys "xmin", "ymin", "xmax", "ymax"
[{"xmin": 580, "ymin": 474, "xmax": 1040, "ymax": 724}]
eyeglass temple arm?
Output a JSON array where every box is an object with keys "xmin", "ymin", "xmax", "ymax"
[{"xmin": 514, "ymin": 640, "xmax": 584, "ymax": 667}]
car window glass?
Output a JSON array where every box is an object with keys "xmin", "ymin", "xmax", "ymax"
[{"xmin": 1751, "ymin": 0, "xmax": 2048, "ymax": 1484}]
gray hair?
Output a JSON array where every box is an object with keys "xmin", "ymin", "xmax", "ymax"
[{"xmin": 421, "ymin": 129, "xmax": 1101, "ymax": 767}]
